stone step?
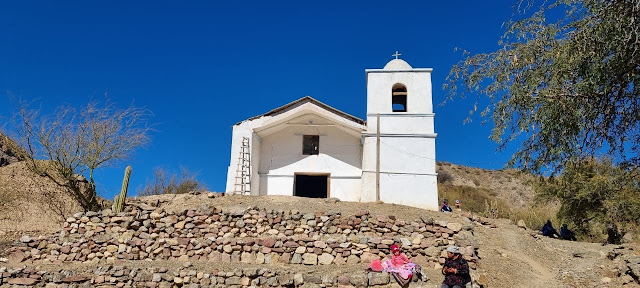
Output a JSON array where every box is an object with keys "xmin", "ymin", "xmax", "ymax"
[{"xmin": 1, "ymin": 261, "xmax": 438, "ymax": 288}]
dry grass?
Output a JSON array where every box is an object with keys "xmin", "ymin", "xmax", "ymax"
[
  {"xmin": 437, "ymin": 162, "xmax": 536, "ymax": 209},
  {"xmin": 510, "ymin": 204, "xmax": 559, "ymax": 231},
  {"xmin": 137, "ymin": 167, "xmax": 207, "ymax": 196},
  {"xmin": 438, "ymin": 183, "xmax": 559, "ymax": 231},
  {"xmin": 438, "ymin": 184, "xmax": 504, "ymax": 214}
]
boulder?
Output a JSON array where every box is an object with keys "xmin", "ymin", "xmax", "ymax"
[
  {"xmin": 7, "ymin": 250, "xmax": 25, "ymax": 264},
  {"xmin": 291, "ymin": 253, "xmax": 302, "ymax": 264},
  {"xmin": 318, "ymin": 253, "xmax": 334, "ymax": 265},
  {"xmin": 368, "ymin": 272, "xmax": 390, "ymax": 285},
  {"xmin": 622, "ymin": 232, "xmax": 635, "ymax": 244},
  {"xmin": 349, "ymin": 273, "xmax": 367, "ymax": 287},
  {"xmin": 447, "ymin": 222, "xmax": 463, "ymax": 232},
  {"xmin": 302, "ymin": 253, "xmax": 318, "ymax": 265},
  {"xmin": 262, "ymin": 238, "xmax": 276, "ymax": 248},
  {"xmin": 517, "ymin": 220, "xmax": 527, "ymax": 229},
  {"xmin": 8, "ymin": 278, "xmax": 39, "ymax": 285},
  {"xmin": 454, "ymin": 230, "xmax": 479, "ymax": 249}
]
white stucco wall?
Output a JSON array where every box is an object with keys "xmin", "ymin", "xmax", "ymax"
[
  {"xmin": 258, "ymin": 125, "xmax": 362, "ymax": 200},
  {"xmin": 226, "ymin": 123, "xmax": 252, "ymax": 194},
  {"xmin": 366, "ymin": 69, "xmax": 433, "ymax": 114},
  {"xmin": 366, "ymin": 114, "xmax": 435, "ymax": 135},
  {"xmin": 362, "ymin": 171, "xmax": 438, "ymax": 210},
  {"xmin": 226, "ymin": 118, "xmax": 269, "ymax": 194},
  {"xmin": 249, "ymin": 135, "xmax": 262, "ymax": 195},
  {"xmin": 360, "ymin": 64, "xmax": 438, "ymax": 211},
  {"xmin": 360, "ymin": 135, "xmax": 437, "ymax": 207},
  {"xmin": 361, "ymin": 136, "xmax": 436, "ymax": 174}
]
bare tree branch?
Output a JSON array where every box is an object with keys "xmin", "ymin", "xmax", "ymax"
[{"xmin": 12, "ymin": 98, "xmax": 152, "ymax": 211}]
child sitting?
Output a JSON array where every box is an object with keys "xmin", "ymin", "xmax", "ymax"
[{"xmin": 374, "ymin": 244, "xmax": 425, "ymax": 285}]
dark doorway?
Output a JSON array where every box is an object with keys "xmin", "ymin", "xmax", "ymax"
[{"xmin": 294, "ymin": 174, "xmax": 328, "ymax": 198}]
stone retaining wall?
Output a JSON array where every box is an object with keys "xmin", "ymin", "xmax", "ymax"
[
  {"xmin": 2, "ymin": 198, "xmax": 485, "ymax": 287},
  {"xmin": 6, "ymin": 203, "xmax": 479, "ymax": 268},
  {"xmin": 0, "ymin": 264, "xmax": 420, "ymax": 287}
]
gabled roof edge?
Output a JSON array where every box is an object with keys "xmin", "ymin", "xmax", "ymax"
[{"xmin": 235, "ymin": 96, "xmax": 365, "ymax": 126}]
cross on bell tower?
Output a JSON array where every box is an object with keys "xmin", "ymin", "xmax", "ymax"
[{"xmin": 392, "ymin": 51, "xmax": 401, "ymax": 59}]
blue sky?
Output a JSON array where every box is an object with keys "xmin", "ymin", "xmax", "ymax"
[{"xmin": 0, "ymin": 1, "xmax": 519, "ymax": 200}]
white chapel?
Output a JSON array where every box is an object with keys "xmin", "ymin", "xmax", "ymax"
[{"xmin": 225, "ymin": 56, "xmax": 439, "ymax": 210}]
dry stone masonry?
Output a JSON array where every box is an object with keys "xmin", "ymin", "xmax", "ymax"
[{"xmin": 1, "ymin": 196, "xmax": 485, "ymax": 287}]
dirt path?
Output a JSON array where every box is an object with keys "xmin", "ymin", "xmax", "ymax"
[
  {"xmin": 473, "ymin": 221, "xmax": 555, "ymax": 287},
  {"xmin": 473, "ymin": 218, "xmax": 632, "ymax": 288}
]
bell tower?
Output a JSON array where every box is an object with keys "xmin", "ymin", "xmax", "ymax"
[{"xmin": 360, "ymin": 54, "xmax": 438, "ymax": 211}]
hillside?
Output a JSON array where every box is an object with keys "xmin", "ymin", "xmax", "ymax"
[
  {"xmin": 0, "ymin": 161, "xmax": 81, "ymax": 234},
  {"xmin": 1, "ymin": 140, "xmax": 639, "ymax": 287},
  {"xmin": 436, "ymin": 162, "xmax": 536, "ymax": 209}
]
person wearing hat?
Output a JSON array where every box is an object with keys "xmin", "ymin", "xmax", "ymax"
[{"xmin": 441, "ymin": 246, "xmax": 470, "ymax": 288}]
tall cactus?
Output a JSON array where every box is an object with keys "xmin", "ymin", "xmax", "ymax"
[{"xmin": 112, "ymin": 165, "xmax": 132, "ymax": 213}]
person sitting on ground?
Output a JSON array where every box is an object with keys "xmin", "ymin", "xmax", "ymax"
[
  {"xmin": 441, "ymin": 246, "xmax": 471, "ymax": 288},
  {"xmin": 441, "ymin": 199, "xmax": 453, "ymax": 212},
  {"xmin": 606, "ymin": 222, "xmax": 622, "ymax": 244},
  {"xmin": 368, "ymin": 244, "xmax": 425, "ymax": 286},
  {"xmin": 559, "ymin": 224, "xmax": 577, "ymax": 241},
  {"xmin": 454, "ymin": 199, "xmax": 461, "ymax": 209},
  {"xmin": 541, "ymin": 220, "xmax": 559, "ymax": 238}
]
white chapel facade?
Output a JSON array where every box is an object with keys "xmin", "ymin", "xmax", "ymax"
[{"xmin": 225, "ymin": 56, "xmax": 439, "ymax": 210}]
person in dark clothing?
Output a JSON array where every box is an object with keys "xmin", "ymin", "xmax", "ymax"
[
  {"xmin": 441, "ymin": 246, "xmax": 470, "ymax": 288},
  {"xmin": 559, "ymin": 224, "xmax": 577, "ymax": 241},
  {"xmin": 606, "ymin": 222, "xmax": 621, "ymax": 244},
  {"xmin": 541, "ymin": 220, "xmax": 559, "ymax": 238},
  {"xmin": 441, "ymin": 199, "xmax": 453, "ymax": 212}
]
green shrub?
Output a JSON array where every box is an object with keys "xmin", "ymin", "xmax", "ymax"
[{"xmin": 536, "ymin": 158, "xmax": 640, "ymax": 243}]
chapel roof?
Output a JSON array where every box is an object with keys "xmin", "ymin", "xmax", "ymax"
[
  {"xmin": 239, "ymin": 96, "xmax": 365, "ymax": 126},
  {"xmin": 383, "ymin": 59, "xmax": 413, "ymax": 70}
]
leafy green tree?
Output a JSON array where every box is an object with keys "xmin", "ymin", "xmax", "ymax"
[
  {"xmin": 445, "ymin": 0, "xmax": 640, "ymax": 172},
  {"xmin": 536, "ymin": 158, "xmax": 640, "ymax": 242}
]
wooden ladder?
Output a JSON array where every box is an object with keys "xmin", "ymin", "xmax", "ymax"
[{"xmin": 233, "ymin": 137, "xmax": 251, "ymax": 195}]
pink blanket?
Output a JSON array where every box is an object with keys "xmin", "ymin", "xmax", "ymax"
[{"xmin": 382, "ymin": 259, "xmax": 416, "ymax": 279}]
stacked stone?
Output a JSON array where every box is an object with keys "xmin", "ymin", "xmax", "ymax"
[
  {"xmin": 6, "ymin": 205, "xmax": 479, "ymax": 268},
  {"xmin": 1, "ymin": 265, "xmax": 407, "ymax": 287},
  {"xmin": 601, "ymin": 246, "xmax": 640, "ymax": 285}
]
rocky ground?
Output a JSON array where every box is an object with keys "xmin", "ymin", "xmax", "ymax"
[
  {"xmin": 0, "ymin": 193, "xmax": 476, "ymax": 287},
  {"xmin": 473, "ymin": 217, "xmax": 639, "ymax": 287},
  {"xmin": 0, "ymin": 192, "xmax": 638, "ymax": 287}
]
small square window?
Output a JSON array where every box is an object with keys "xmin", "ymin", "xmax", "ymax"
[{"xmin": 303, "ymin": 135, "xmax": 319, "ymax": 155}]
